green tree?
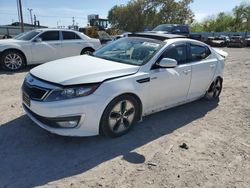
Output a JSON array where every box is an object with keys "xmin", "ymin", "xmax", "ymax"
[
  {"xmin": 190, "ymin": 2, "xmax": 250, "ymax": 32},
  {"xmin": 233, "ymin": 3, "xmax": 250, "ymax": 31},
  {"xmin": 108, "ymin": 0, "xmax": 194, "ymax": 32}
]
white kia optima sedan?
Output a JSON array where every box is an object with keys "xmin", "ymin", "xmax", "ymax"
[
  {"xmin": 0, "ymin": 29, "xmax": 101, "ymax": 71},
  {"xmin": 22, "ymin": 33, "xmax": 227, "ymax": 137}
]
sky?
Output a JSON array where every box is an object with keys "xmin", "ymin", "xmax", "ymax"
[{"xmin": 0, "ymin": 0, "xmax": 248, "ymax": 27}]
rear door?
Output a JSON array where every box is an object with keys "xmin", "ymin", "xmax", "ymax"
[
  {"xmin": 61, "ymin": 31, "xmax": 84, "ymax": 58},
  {"xmin": 187, "ymin": 43, "xmax": 217, "ymax": 99},
  {"xmin": 31, "ymin": 31, "xmax": 62, "ymax": 63}
]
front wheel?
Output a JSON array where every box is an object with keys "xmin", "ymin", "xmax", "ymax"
[
  {"xmin": 1, "ymin": 50, "xmax": 25, "ymax": 71},
  {"xmin": 205, "ymin": 78, "xmax": 223, "ymax": 100},
  {"xmin": 100, "ymin": 95, "xmax": 140, "ymax": 137}
]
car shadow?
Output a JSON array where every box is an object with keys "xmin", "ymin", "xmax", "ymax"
[{"xmin": 0, "ymin": 99, "xmax": 219, "ymax": 187}]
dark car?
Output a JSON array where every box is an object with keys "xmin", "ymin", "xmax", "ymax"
[
  {"xmin": 190, "ymin": 33, "xmax": 203, "ymax": 41},
  {"xmin": 205, "ymin": 37, "xmax": 215, "ymax": 46},
  {"xmin": 207, "ymin": 36, "xmax": 229, "ymax": 47},
  {"xmin": 150, "ymin": 24, "xmax": 190, "ymax": 37},
  {"xmin": 245, "ymin": 35, "xmax": 250, "ymax": 47},
  {"xmin": 227, "ymin": 35, "xmax": 246, "ymax": 48}
]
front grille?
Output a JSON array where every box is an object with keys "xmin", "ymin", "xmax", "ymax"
[{"xmin": 22, "ymin": 81, "xmax": 50, "ymax": 101}]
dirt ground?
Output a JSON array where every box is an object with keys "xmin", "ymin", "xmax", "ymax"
[{"xmin": 0, "ymin": 48, "xmax": 249, "ymax": 188}]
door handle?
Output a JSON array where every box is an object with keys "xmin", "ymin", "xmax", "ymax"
[
  {"xmin": 210, "ymin": 64, "xmax": 216, "ymax": 68},
  {"xmin": 53, "ymin": 43, "xmax": 61, "ymax": 46},
  {"xmin": 183, "ymin": 70, "xmax": 191, "ymax": 75},
  {"xmin": 137, "ymin": 77, "xmax": 150, "ymax": 83}
]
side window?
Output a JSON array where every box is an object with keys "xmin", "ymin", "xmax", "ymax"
[
  {"xmin": 190, "ymin": 44, "xmax": 211, "ymax": 61},
  {"xmin": 62, "ymin": 31, "xmax": 81, "ymax": 40},
  {"xmin": 39, "ymin": 31, "xmax": 59, "ymax": 41},
  {"xmin": 164, "ymin": 45, "xmax": 187, "ymax": 64}
]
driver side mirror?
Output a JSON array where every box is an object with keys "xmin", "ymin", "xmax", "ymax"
[
  {"xmin": 158, "ymin": 58, "xmax": 177, "ymax": 68},
  {"xmin": 34, "ymin": 37, "xmax": 42, "ymax": 42}
]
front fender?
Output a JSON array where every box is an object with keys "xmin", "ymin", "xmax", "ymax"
[
  {"xmin": 0, "ymin": 43, "xmax": 32, "ymax": 63},
  {"xmin": 95, "ymin": 73, "xmax": 148, "ymax": 116}
]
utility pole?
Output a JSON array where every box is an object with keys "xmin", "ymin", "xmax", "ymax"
[
  {"xmin": 34, "ymin": 14, "xmax": 36, "ymax": 27},
  {"xmin": 27, "ymin": 8, "xmax": 33, "ymax": 25},
  {"xmin": 18, "ymin": 0, "xmax": 24, "ymax": 32},
  {"xmin": 72, "ymin": 17, "xmax": 75, "ymax": 26},
  {"xmin": 16, "ymin": 0, "xmax": 20, "ymax": 23}
]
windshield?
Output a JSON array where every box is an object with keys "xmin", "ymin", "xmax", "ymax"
[
  {"xmin": 14, "ymin": 32, "xmax": 26, "ymax": 39},
  {"xmin": 93, "ymin": 37, "xmax": 164, "ymax": 66},
  {"xmin": 153, "ymin": 25, "xmax": 173, "ymax": 32},
  {"xmin": 15, "ymin": 30, "xmax": 41, "ymax": 40}
]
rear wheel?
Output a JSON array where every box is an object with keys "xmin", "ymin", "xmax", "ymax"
[
  {"xmin": 100, "ymin": 95, "xmax": 139, "ymax": 137},
  {"xmin": 205, "ymin": 78, "xmax": 223, "ymax": 100},
  {"xmin": 1, "ymin": 50, "xmax": 25, "ymax": 71},
  {"xmin": 80, "ymin": 48, "xmax": 94, "ymax": 55}
]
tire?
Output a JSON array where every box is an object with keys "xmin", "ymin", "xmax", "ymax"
[
  {"xmin": 204, "ymin": 78, "xmax": 223, "ymax": 100},
  {"xmin": 1, "ymin": 50, "xmax": 25, "ymax": 71},
  {"xmin": 80, "ymin": 48, "xmax": 94, "ymax": 55},
  {"xmin": 2, "ymin": 35, "xmax": 12, "ymax": 39},
  {"xmin": 100, "ymin": 95, "xmax": 140, "ymax": 137}
]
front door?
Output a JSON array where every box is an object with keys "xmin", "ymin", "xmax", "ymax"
[
  {"xmin": 147, "ymin": 43, "xmax": 192, "ymax": 112},
  {"xmin": 31, "ymin": 31, "xmax": 62, "ymax": 64}
]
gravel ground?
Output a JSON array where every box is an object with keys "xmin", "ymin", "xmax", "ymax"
[{"xmin": 0, "ymin": 48, "xmax": 249, "ymax": 188}]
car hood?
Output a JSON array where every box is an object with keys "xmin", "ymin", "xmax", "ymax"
[
  {"xmin": 30, "ymin": 55, "xmax": 140, "ymax": 86},
  {"xmin": 0, "ymin": 39, "xmax": 24, "ymax": 45}
]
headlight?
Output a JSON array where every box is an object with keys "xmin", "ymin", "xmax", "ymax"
[{"xmin": 44, "ymin": 84, "xmax": 99, "ymax": 102}]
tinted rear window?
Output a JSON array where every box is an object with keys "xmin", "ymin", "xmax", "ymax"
[
  {"xmin": 190, "ymin": 44, "xmax": 211, "ymax": 61},
  {"xmin": 62, "ymin": 31, "xmax": 81, "ymax": 40}
]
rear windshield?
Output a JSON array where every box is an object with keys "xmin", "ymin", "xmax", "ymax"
[
  {"xmin": 153, "ymin": 25, "xmax": 189, "ymax": 33},
  {"xmin": 153, "ymin": 25, "xmax": 173, "ymax": 32}
]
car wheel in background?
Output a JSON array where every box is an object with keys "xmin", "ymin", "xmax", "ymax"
[
  {"xmin": 80, "ymin": 48, "xmax": 95, "ymax": 55},
  {"xmin": 1, "ymin": 50, "xmax": 25, "ymax": 71},
  {"xmin": 2, "ymin": 35, "xmax": 12, "ymax": 39},
  {"xmin": 100, "ymin": 94, "xmax": 140, "ymax": 137},
  {"xmin": 205, "ymin": 78, "xmax": 223, "ymax": 100}
]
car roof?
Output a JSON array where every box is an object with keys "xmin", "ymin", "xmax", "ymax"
[
  {"xmin": 128, "ymin": 32, "xmax": 186, "ymax": 41},
  {"xmin": 155, "ymin": 24, "xmax": 189, "ymax": 27},
  {"xmin": 35, "ymin": 28, "xmax": 79, "ymax": 32}
]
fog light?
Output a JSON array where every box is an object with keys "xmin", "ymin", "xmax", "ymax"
[{"xmin": 57, "ymin": 120, "xmax": 79, "ymax": 128}]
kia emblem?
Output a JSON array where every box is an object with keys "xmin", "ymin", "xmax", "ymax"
[{"xmin": 28, "ymin": 77, "xmax": 34, "ymax": 83}]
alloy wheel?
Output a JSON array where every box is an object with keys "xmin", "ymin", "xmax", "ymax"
[
  {"xmin": 213, "ymin": 79, "xmax": 222, "ymax": 98},
  {"xmin": 83, "ymin": 50, "xmax": 93, "ymax": 55},
  {"xmin": 4, "ymin": 53, "xmax": 23, "ymax": 70},
  {"xmin": 108, "ymin": 100, "xmax": 135, "ymax": 134},
  {"xmin": 205, "ymin": 78, "xmax": 222, "ymax": 100}
]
